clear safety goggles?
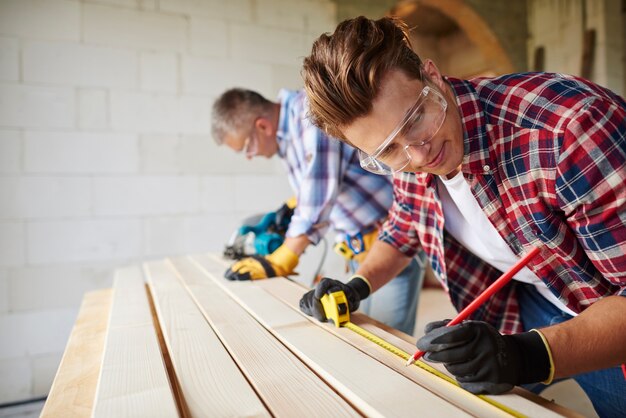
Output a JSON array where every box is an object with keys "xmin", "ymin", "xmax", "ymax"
[
  {"xmin": 359, "ymin": 85, "xmax": 448, "ymax": 175},
  {"xmin": 242, "ymin": 130, "xmax": 259, "ymax": 159}
]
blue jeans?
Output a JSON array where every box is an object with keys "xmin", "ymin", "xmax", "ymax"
[
  {"xmin": 518, "ymin": 283, "xmax": 626, "ymax": 418},
  {"xmin": 349, "ymin": 251, "xmax": 426, "ymax": 335}
]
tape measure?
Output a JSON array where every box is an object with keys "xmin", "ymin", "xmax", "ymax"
[{"xmin": 320, "ymin": 291, "xmax": 526, "ymax": 418}]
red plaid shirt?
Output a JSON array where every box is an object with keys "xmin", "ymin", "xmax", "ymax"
[{"xmin": 380, "ymin": 72, "xmax": 626, "ymax": 334}]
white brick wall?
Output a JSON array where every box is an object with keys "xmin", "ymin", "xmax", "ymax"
[
  {"xmin": 0, "ymin": 0, "xmax": 336, "ymax": 403},
  {"xmin": 93, "ymin": 176, "xmax": 199, "ymax": 216},
  {"xmin": 0, "ymin": 269, "xmax": 7, "ymax": 314},
  {"xmin": 188, "ymin": 17, "xmax": 229, "ymax": 57},
  {"xmin": 182, "ymin": 56, "xmax": 274, "ymax": 97},
  {"xmin": 27, "ymin": 219, "xmax": 143, "ymax": 264},
  {"xmin": 0, "ymin": 309, "xmax": 77, "ymax": 358},
  {"xmin": 9, "ymin": 264, "xmax": 111, "ymax": 312},
  {"xmin": 110, "ymin": 90, "xmax": 211, "ymax": 134},
  {"xmin": 0, "ymin": 357, "xmax": 31, "ymax": 403},
  {"xmin": 140, "ymin": 52, "xmax": 178, "ymax": 93},
  {"xmin": 230, "ymin": 24, "xmax": 306, "ymax": 66},
  {"xmin": 83, "ymin": 3, "xmax": 187, "ymax": 51},
  {"xmin": 0, "ymin": 222, "xmax": 25, "ymax": 267},
  {"xmin": 0, "ymin": 84, "xmax": 75, "ymax": 128},
  {"xmin": 78, "ymin": 89, "xmax": 109, "ymax": 130},
  {"xmin": 0, "ymin": 0, "xmax": 80, "ymax": 41},
  {"xmin": 0, "ymin": 37, "xmax": 19, "ymax": 82},
  {"xmin": 0, "ymin": 130, "xmax": 21, "ymax": 174},
  {"xmin": 0, "ymin": 177, "xmax": 92, "ymax": 219},
  {"xmin": 159, "ymin": 0, "xmax": 254, "ymax": 22},
  {"xmin": 24, "ymin": 132, "xmax": 139, "ymax": 173},
  {"xmin": 23, "ymin": 41, "xmax": 138, "ymax": 88}
]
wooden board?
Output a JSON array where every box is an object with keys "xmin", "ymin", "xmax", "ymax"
[
  {"xmin": 92, "ymin": 266, "xmax": 179, "ymax": 418},
  {"xmin": 204, "ymin": 253, "xmax": 582, "ymax": 418},
  {"xmin": 188, "ymin": 254, "xmax": 472, "ymax": 417},
  {"xmin": 44, "ymin": 253, "xmax": 583, "ymax": 417},
  {"xmin": 144, "ymin": 260, "xmax": 270, "ymax": 417},
  {"xmin": 40, "ymin": 289, "xmax": 112, "ymax": 418},
  {"xmin": 168, "ymin": 256, "xmax": 360, "ymax": 417},
  {"xmin": 255, "ymin": 273, "xmax": 574, "ymax": 418}
]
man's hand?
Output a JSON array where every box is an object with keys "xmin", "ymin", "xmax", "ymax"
[
  {"xmin": 416, "ymin": 320, "xmax": 552, "ymax": 394},
  {"xmin": 224, "ymin": 244, "xmax": 298, "ymax": 281},
  {"xmin": 299, "ymin": 276, "xmax": 371, "ymax": 322}
]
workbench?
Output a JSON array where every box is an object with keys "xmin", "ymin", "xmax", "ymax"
[{"xmin": 40, "ymin": 253, "xmax": 582, "ymax": 417}]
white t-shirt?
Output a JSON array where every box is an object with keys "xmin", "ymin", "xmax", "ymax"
[{"xmin": 436, "ymin": 172, "xmax": 577, "ymax": 317}]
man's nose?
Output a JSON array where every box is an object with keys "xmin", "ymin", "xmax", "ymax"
[{"xmin": 405, "ymin": 142, "xmax": 431, "ymax": 165}]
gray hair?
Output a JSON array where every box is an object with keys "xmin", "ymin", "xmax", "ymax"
[{"xmin": 211, "ymin": 88, "xmax": 273, "ymax": 144}]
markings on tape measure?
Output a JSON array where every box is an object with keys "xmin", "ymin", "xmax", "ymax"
[{"xmin": 343, "ymin": 322, "xmax": 526, "ymax": 418}]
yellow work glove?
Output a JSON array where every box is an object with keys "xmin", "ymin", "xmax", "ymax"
[{"xmin": 224, "ymin": 244, "xmax": 299, "ymax": 281}]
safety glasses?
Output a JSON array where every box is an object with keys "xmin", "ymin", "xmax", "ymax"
[
  {"xmin": 242, "ymin": 128, "xmax": 259, "ymax": 159},
  {"xmin": 359, "ymin": 85, "xmax": 447, "ymax": 175}
]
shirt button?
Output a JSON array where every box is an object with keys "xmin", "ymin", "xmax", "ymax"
[{"xmin": 483, "ymin": 165, "xmax": 490, "ymax": 172}]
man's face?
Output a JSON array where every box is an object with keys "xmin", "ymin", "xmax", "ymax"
[
  {"xmin": 343, "ymin": 65, "xmax": 464, "ymax": 178},
  {"xmin": 223, "ymin": 118, "xmax": 278, "ymax": 159}
]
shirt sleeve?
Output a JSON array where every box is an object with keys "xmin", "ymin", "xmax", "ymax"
[
  {"xmin": 285, "ymin": 120, "xmax": 345, "ymax": 245},
  {"xmin": 557, "ymin": 97, "xmax": 626, "ymax": 297},
  {"xmin": 379, "ymin": 174, "xmax": 421, "ymax": 257}
]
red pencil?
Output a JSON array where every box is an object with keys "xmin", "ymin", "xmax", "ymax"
[{"xmin": 406, "ymin": 246, "xmax": 541, "ymax": 367}]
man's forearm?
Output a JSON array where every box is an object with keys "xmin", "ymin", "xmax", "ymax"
[
  {"xmin": 355, "ymin": 240, "xmax": 412, "ymax": 293},
  {"xmin": 540, "ymin": 295, "xmax": 626, "ymax": 378},
  {"xmin": 283, "ymin": 235, "xmax": 311, "ymax": 256}
]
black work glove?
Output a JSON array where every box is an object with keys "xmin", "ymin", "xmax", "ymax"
[
  {"xmin": 416, "ymin": 320, "xmax": 551, "ymax": 394},
  {"xmin": 299, "ymin": 276, "xmax": 371, "ymax": 322}
]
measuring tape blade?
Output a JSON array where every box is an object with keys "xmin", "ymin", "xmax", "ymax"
[{"xmin": 343, "ymin": 321, "xmax": 527, "ymax": 418}]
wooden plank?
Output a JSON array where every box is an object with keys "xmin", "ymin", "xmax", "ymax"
[
  {"xmin": 189, "ymin": 254, "xmax": 472, "ymax": 418},
  {"xmin": 168, "ymin": 256, "xmax": 361, "ymax": 418},
  {"xmin": 41, "ymin": 289, "xmax": 112, "ymax": 418},
  {"xmin": 144, "ymin": 260, "xmax": 270, "ymax": 418},
  {"xmin": 92, "ymin": 266, "xmax": 179, "ymax": 418},
  {"xmin": 354, "ymin": 321, "xmax": 583, "ymax": 418},
  {"xmin": 243, "ymin": 258, "xmax": 580, "ymax": 418}
]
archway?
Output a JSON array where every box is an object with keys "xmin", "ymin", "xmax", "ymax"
[{"xmin": 390, "ymin": 0, "xmax": 515, "ymax": 78}]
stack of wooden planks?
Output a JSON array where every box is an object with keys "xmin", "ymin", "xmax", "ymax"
[{"xmin": 41, "ymin": 253, "xmax": 582, "ymax": 417}]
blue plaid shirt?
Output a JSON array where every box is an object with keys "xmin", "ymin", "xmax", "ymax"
[{"xmin": 276, "ymin": 89, "xmax": 392, "ymax": 244}]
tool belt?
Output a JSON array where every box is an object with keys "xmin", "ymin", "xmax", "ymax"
[{"xmin": 333, "ymin": 225, "xmax": 380, "ymax": 264}]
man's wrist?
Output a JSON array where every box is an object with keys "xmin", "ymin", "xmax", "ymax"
[
  {"xmin": 507, "ymin": 330, "xmax": 552, "ymax": 385},
  {"xmin": 347, "ymin": 275, "xmax": 371, "ymax": 300}
]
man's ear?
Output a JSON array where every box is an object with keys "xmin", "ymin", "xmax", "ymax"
[
  {"xmin": 422, "ymin": 59, "xmax": 446, "ymax": 90},
  {"xmin": 255, "ymin": 117, "xmax": 272, "ymax": 134}
]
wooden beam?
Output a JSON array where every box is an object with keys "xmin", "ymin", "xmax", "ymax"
[
  {"xmin": 189, "ymin": 254, "xmax": 472, "ymax": 417},
  {"xmin": 168, "ymin": 256, "xmax": 361, "ymax": 417},
  {"xmin": 92, "ymin": 266, "xmax": 179, "ymax": 418},
  {"xmin": 144, "ymin": 260, "xmax": 270, "ymax": 417},
  {"xmin": 40, "ymin": 289, "xmax": 112, "ymax": 418},
  {"xmin": 235, "ymin": 256, "xmax": 582, "ymax": 418}
]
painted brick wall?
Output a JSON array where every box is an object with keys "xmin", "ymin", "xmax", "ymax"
[{"xmin": 0, "ymin": 0, "xmax": 337, "ymax": 403}]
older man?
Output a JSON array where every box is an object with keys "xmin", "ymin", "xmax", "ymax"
[{"xmin": 210, "ymin": 87, "xmax": 426, "ymax": 335}]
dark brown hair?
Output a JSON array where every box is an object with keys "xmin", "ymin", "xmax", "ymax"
[{"xmin": 302, "ymin": 16, "xmax": 422, "ymax": 140}]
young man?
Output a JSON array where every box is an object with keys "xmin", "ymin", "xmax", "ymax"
[
  {"xmin": 210, "ymin": 88, "xmax": 425, "ymax": 335},
  {"xmin": 299, "ymin": 16, "xmax": 626, "ymax": 416}
]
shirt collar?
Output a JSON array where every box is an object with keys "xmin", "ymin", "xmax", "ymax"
[
  {"xmin": 449, "ymin": 77, "xmax": 494, "ymax": 175},
  {"xmin": 276, "ymin": 88, "xmax": 297, "ymax": 158},
  {"xmin": 416, "ymin": 77, "xmax": 493, "ymax": 188}
]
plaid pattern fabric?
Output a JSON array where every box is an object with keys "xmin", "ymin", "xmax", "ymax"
[
  {"xmin": 380, "ymin": 72, "xmax": 626, "ymax": 334},
  {"xmin": 276, "ymin": 89, "xmax": 393, "ymax": 244}
]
